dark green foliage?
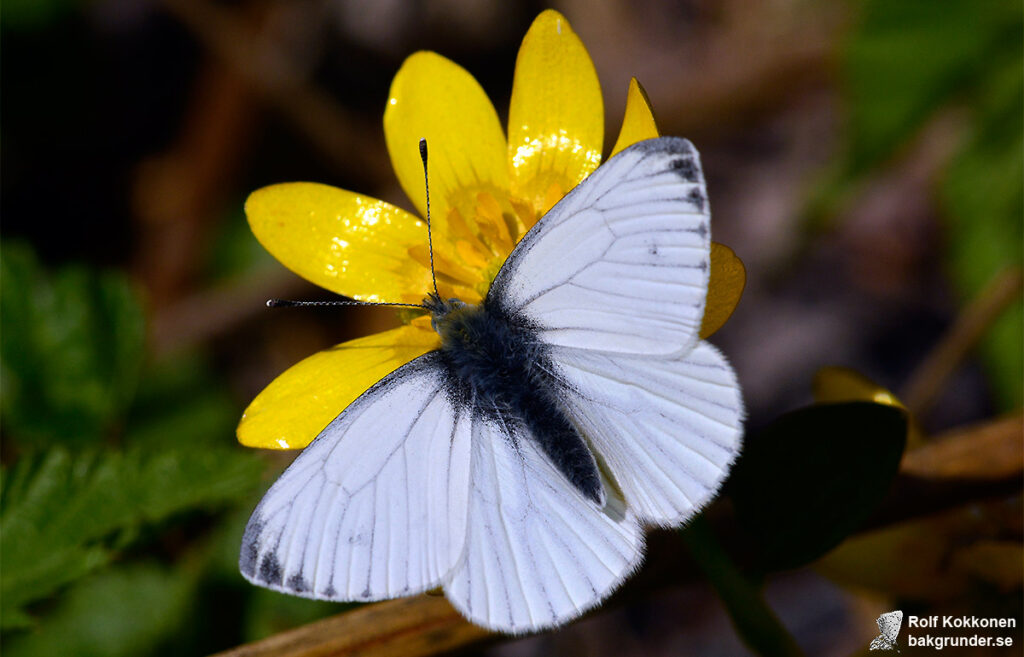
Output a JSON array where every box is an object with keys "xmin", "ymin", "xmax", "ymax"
[
  {"xmin": 729, "ymin": 402, "xmax": 908, "ymax": 572},
  {"xmin": 844, "ymin": 0, "xmax": 1023, "ymax": 407},
  {"xmin": 941, "ymin": 49, "xmax": 1023, "ymax": 408},
  {"xmin": 0, "ymin": 432, "xmax": 264, "ymax": 628},
  {"xmin": 844, "ymin": 0, "xmax": 1018, "ymax": 173},
  {"xmin": 1, "ymin": 244, "xmax": 145, "ymax": 448},
  {"xmin": 3, "ymin": 564, "xmax": 196, "ymax": 657},
  {"xmin": 0, "ymin": 244, "xmax": 267, "ymax": 643}
]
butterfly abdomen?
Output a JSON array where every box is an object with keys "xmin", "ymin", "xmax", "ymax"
[{"xmin": 432, "ymin": 301, "xmax": 604, "ymax": 504}]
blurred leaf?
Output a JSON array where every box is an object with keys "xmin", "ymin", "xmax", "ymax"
[
  {"xmin": 205, "ymin": 205, "xmax": 276, "ymax": 282},
  {"xmin": 3, "ymin": 564, "xmax": 195, "ymax": 657},
  {"xmin": 0, "ymin": 243, "xmax": 145, "ymax": 448},
  {"xmin": 818, "ymin": 499, "xmax": 1019, "ymax": 600},
  {"xmin": 0, "ymin": 445, "xmax": 264, "ymax": 627},
  {"xmin": 812, "ymin": 367, "xmax": 902, "ymax": 408},
  {"xmin": 951, "ymin": 540, "xmax": 1023, "ymax": 592},
  {"xmin": 126, "ymin": 351, "xmax": 239, "ymax": 449},
  {"xmin": 942, "ymin": 52, "xmax": 1023, "ymax": 409},
  {"xmin": 1, "ymin": 0, "xmax": 79, "ymax": 32},
  {"xmin": 845, "ymin": 0, "xmax": 1018, "ymax": 172},
  {"xmin": 244, "ymin": 589, "xmax": 345, "ymax": 642},
  {"xmin": 843, "ymin": 0, "xmax": 1023, "ymax": 408},
  {"xmin": 729, "ymin": 402, "xmax": 907, "ymax": 572}
]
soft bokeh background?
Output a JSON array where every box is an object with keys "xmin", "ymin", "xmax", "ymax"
[{"xmin": 2, "ymin": 1, "xmax": 1021, "ymax": 655}]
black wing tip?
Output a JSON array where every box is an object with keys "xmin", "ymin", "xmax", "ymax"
[
  {"xmin": 633, "ymin": 135, "xmax": 694, "ymax": 156},
  {"xmin": 239, "ymin": 517, "xmax": 264, "ymax": 577}
]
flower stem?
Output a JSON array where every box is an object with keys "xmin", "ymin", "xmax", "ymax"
[{"xmin": 682, "ymin": 515, "xmax": 805, "ymax": 657}]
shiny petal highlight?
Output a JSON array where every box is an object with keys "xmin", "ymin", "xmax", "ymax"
[
  {"xmin": 508, "ymin": 10, "xmax": 603, "ymax": 218},
  {"xmin": 246, "ymin": 183, "xmax": 433, "ymax": 303}
]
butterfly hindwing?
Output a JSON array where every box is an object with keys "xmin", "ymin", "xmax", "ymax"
[
  {"xmin": 444, "ymin": 411, "xmax": 644, "ymax": 633},
  {"xmin": 488, "ymin": 137, "xmax": 711, "ymax": 356},
  {"xmin": 550, "ymin": 341, "xmax": 744, "ymax": 526},
  {"xmin": 240, "ymin": 353, "xmax": 472, "ymax": 601}
]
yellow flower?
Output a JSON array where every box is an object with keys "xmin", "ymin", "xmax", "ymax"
[{"xmin": 239, "ymin": 10, "xmax": 745, "ymax": 450}]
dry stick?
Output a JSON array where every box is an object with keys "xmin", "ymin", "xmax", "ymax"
[
  {"xmin": 901, "ymin": 266, "xmax": 1023, "ymax": 418},
  {"xmin": 209, "ymin": 595, "xmax": 490, "ymax": 657},
  {"xmin": 901, "ymin": 411, "xmax": 1024, "ymax": 480},
  {"xmin": 868, "ymin": 412, "xmax": 1024, "ymax": 530}
]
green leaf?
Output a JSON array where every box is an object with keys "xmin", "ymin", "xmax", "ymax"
[
  {"xmin": 125, "ymin": 351, "xmax": 239, "ymax": 450},
  {"xmin": 0, "ymin": 445, "xmax": 264, "ymax": 626},
  {"xmin": 845, "ymin": 0, "xmax": 1018, "ymax": 172},
  {"xmin": 0, "ymin": 243, "xmax": 145, "ymax": 448},
  {"xmin": 3, "ymin": 564, "xmax": 195, "ymax": 657},
  {"xmin": 1, "ymin": 0, "xmax": 79, "ymax": 32},
  {"xmin": 204, "ymin": 204, "xmax": 276, "ymax": 282},
  {"xmin": 841, "ymin": 0, "xmax": 1023, "ymax": 406},
  {"xmin": 243, "ymin": 589, "xmax": 344, "ymax": 643},
  {"xmin": 941, "ymin": 50, "xmax": 1023, "ymax": 409},
  {"xmin": 729, "ymin": 402, "xmax": 907, "ymax": 573}
]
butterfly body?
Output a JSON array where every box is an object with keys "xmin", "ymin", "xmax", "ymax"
[
  {"xmin": 241, "ymin": 137, "xmax": 744, "ymax": 632},
  {"xmin": 428, "ymin": 293, "xmax": 604, "ymax": 504}
]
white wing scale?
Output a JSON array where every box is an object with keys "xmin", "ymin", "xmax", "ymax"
[{"xmin": 240, "ymin": 353, "xmax": 472, "ymax": 600}]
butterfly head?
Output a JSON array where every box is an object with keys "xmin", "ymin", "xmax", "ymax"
[{"xmin": 424, "ymin": 292, "xmax": 470, "ymax": 334}]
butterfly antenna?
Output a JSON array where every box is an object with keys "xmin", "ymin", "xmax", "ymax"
[
  {"xmin": 266, "ymin": 299, "xmax": 426, "ymax": 309},
  {"xmin": 419, "ymin": 138, "xmax": 441, "ymax": 299}
]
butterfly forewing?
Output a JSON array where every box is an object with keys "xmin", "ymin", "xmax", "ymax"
[
  {"xmin": 488, "ymin": 137, "xmax": 711, "ymax": 357},
  {"xmin": 240, "ymin": 353, "xmax": 472, "ymax": 600}
]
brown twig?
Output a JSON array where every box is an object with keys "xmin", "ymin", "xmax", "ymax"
[
  {"xmin": 209, "ymin": 595, "xmax": 491, "ymax": 657},
  {"xmin": 867, "ymin": 412, "xmax": 1024, "ymax": 529},
  {"xmin": 901, "ymin": 266, "xmax": 1023, "ymax": 417},
  {"xmin": 901, "ymin": 412, "xmax": 1024, "ymax": 480}
]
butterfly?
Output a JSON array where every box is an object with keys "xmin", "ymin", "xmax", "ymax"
[
  {"xmin": 239, "ymin": 136, "xmax": 744, "ymax": 633},
  {"xmin": 870, "ymin": 610, "xmax": 904, "ymax": 651}
]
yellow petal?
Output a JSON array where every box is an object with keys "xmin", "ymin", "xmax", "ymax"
[
  {"xmin": 246, "ymin": 183, "xmax": 433, "ymax": 303},
  {"xmin": 384, "ymin": 51, "xmax": 508, "ymax": 242},
  {"xmin": 238, "ymin": 325, "xmax": 440, "ymax": 449},
  {"xmin": 610, "ymin": 77, "xmax": 660, "ymax": 157},
  {"xmin": 812, "ymin": 367, "xmax": 905, "ymax": 408},
  {"xmin": 508, "ymin": 10, "xmax": 603, "ymax": 215},
  {"xmin": 700, "ymin": 243, "xmax": 747, "ymax": 339}
]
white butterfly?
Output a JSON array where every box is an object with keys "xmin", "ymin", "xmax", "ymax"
[{"xmin": 239, "ymin": 136, "xmax": 744, "ymax": 633}]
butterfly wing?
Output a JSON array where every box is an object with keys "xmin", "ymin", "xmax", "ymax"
[
  {"xmin": 550, "ymin": 341, "xmax": 743, "ymax": 526},
  {"xmin": 444, "ymin": 411, "xmax": 643, "ymax": 633},
  {"xmin": 240, "ymin": 352, "xmax": 472, "ymax": 601},
  {"xmin": 489, "ymin": 135, "xmax": 742, "ymax": 527},
  {"xmin": 488, "ymin": 136, "xmax": 711, "ymax": 356}
]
